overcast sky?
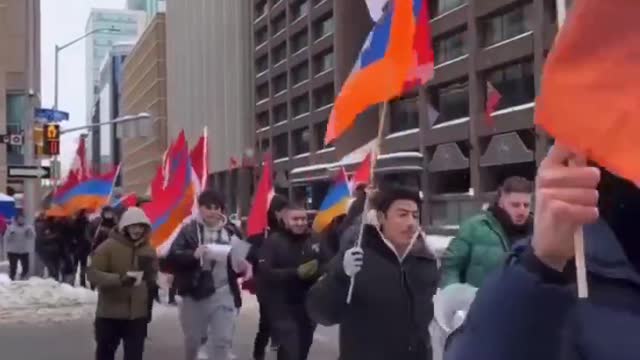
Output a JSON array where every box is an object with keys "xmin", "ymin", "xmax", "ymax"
[{"xmin": 40, "ymin": 0, "xmax": 126, "ymax": 172}]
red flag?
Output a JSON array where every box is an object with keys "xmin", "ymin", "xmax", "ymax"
[
  {"xmin": 485, "ymin": 82, "xmax": 502, "ymax": 127},
  {"xmin": 351, "ymin": 152, "xmax": 373, "ymax": 189},
  {"xmin": 150, "ymin": 166, "xmax": 164, "ymax": 199},
  {"xmin": 246, "ymin": 154, "xmax": 274, "ymax": 237},
  {"xmin": 189, "ymin": 128, "xmax": 208, "ymax": 189}
]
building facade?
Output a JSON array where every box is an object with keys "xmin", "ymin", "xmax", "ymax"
[
  {"xmin": 84, "ymin": 8, "xmax": 146, "ymax": 124},
  {"xmin": 165, "ymin": 0, "xmax": 254, "ymax": 214},
  {"xmin": 0, "ymin": 0, "xmax": 40, "ymax": 195},
  {"xmin": 91, "ymin": 43, "xmax": 133, "ymax": 173},
  {"xmin": 254, "ymin": 0, "xmax": 567, "ymax": 233},
  {"xmin": 120, "ymin": 14, "xmax": 168, "ymax": 195},
  {"xmin": 126, "ymin": 0, "xmax": 166, "ymax": 21}
]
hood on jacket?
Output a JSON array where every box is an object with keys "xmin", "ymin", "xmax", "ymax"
[{"xmin": 119, "ymin": 207, "xmax": 151, "ymax": 231}]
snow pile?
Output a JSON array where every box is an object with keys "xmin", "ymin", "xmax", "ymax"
[{"xmin": 0, "ymin": 276, "xmax": 97, "ymax": 324}]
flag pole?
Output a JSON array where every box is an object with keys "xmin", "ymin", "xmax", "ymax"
[
  {"xmin": 554, "ymin": 0, "xmax": 587, "ymax": 298},
  {"xmin": 346, "ymin": 101, "xmax": 387, "ymax": 304}
]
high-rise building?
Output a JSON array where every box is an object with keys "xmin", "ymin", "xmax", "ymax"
[
  {"xmin": 126, "ymin": 0, "xmax": 166, "ymax": 20},
  {"xmin": 120, "ymin": 14, "xmax": 168, "ymax": 195},
  {"xmin": 254, "ymin": 0, "xmax": 567, "ymax": 233},
  {"xmin": 0, "ymin": 0, "xmax": 40, "ymax": 195},
  {"xmin": 84, "ymin": 8, "xmax": 146, "ymax": 124},
  {"xmin": 166, "ymin": 0, "xmax": 253, "ymax": 214}
]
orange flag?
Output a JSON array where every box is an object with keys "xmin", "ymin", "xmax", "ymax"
[{"xmin": 535, "ymin": 0, "xmax": 640, "ymax": 183}]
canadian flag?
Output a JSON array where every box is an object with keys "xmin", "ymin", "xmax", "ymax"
[{"xmin": 246, "ymin": 153, "xmax": 274, "ymax": 237}]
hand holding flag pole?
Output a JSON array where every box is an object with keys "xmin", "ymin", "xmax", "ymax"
[{"xmin": 346, "ymin": 102, "xmax": 387, "ymax": 304}]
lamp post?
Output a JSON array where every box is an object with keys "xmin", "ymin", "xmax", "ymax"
[{"xmin": 53, "ymin": 26, "xmax": 120, "ymax": 109}]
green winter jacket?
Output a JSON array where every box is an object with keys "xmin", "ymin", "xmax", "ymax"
[{"xmin": 439, "ymin": 211, "xmax": 508, "ymax": 288}]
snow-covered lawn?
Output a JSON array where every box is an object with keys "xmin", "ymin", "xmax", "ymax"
[{"xmin": 0, "ymin": 275, "xmax": 97, "ymax": 324}]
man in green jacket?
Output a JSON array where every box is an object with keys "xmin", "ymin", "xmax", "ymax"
[
  {"xmin": 440, "ymin": 176, "xmax": 533, "ymax": 288},
  {"xmin": 88, "ymin": 206, "xmax": 158, "ymax": 360}
]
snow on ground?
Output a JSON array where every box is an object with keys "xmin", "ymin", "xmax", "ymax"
[{"xmin": 0, "ymin": 275, "xmax": 97, "ymax": 324}]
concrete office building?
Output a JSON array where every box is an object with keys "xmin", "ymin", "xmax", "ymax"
[
  {"xmin": 85, "ymin": 8, "xmax": 146, "ymax": 124},
  {"xmin": 256, "ymin": 0, "xmax": 569, "ymax": 233},
  {"xmin": 91, "ymin": 43, "xmax": 133, "ymax": 173},
  {"xmin": 166, "ymin": 0, "xmax": 253, "ymax": 214},
  {"xmin": 0, "ymin": 0, "xmax": 40, "ymax": 194},
  {"xmin": 120, "ymin": 14, "xmax": 168, "ymax": 195}
]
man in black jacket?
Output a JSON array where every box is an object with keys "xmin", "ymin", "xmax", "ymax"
[
  {"xmin": 166, "ymin": 190, "xmax": 251, "ymax": 360},
  {"xmin": 307, "ymin": 186, "xmax": 439, "ymax": 360},
  {"xmin": 259, "ymin": 202, "xmax": 322, "ymax": 360},
  {"xmin": 245, "ymin": 194, "xmax": 289, "ymax": 360}
]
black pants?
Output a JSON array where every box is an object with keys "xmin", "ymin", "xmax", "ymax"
[
  {"xmin": 74, "ymin": 254, "xmax": 88, "ymax": 287},
  {"xmin": 7, "ymin": 252, "xmax": 29, "ymax": 280},
  {"xmin": 95, "ymin": 318, "xmax": 148, "ymax": 360},
  {"xmin": 273, "ymin": 306, "xmax": 316, "ymax": 360},
  {"xmin": 253, "ymin": 297, "xmax": 272, "ymax": 360}
]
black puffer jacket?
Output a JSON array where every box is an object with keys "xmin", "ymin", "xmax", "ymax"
[
  {"xmin": 307, "ymin": 224, "xmax": 439, "ymax": 360},
  {"xmin": 165, "ymin": 220, "xmax": 244, "ymax": 308}
]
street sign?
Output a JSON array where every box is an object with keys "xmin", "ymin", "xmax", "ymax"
[
  {"xmin": 35, "ymin": 108, "xmax": 69, "ymax": 123},
  {"xmin": 8, "ymin": 165, "xmax": 51, "ymax": 179},
  {"xmin": 44, "ymin": 124, "xmax": 60, "ymax": 155}
]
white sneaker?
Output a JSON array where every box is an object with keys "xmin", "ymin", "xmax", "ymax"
[{"xmin": 197, "ymin": 345, "xmax": 208, "ymax": 359}]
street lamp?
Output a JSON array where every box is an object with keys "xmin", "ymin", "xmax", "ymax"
[{"xmin": 53, "ymin": 26, "xmax": 120, "ymax": 109}]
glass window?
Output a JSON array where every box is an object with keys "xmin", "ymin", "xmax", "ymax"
[
  {"xmin": 292, "ymin": 95, "xmax": 310, "ymax": 117},
  {"xmin": 390, "ymin": 97, "xmax": 419, "ymax": 133},
  {"xmin": 291, "ymin": 30, "xmax": 308, "ymax": 53},
  {"xmin": 292, "ymin": 127, "xmax": 311, "ymax": 155},
  {"xmin": 273, "ymin": 103, "xmax": 288, "ymax": 123},
  {"xmin": 486, "ymin": 60, "xmax": 535, "ymax": 110},
  {"xmin": 313, "ymin": 15, "xmax": 333, "ymax": 40},
  {"xmin": 260, "ymin": 139, "xmax": 270, "ymax": 152},
  {"xmin": 256, "ymin": 83, "xmax": 269, "ymax": 101},
  {"xmin": 313, "ymin": 50, "xmax": 334, "ymax": 75},
  {"xmin": 257, "ymin": 111, "xmax": 269, "ymax": 129},
  {"xmin": 255, "ymin": 27, "xmax": 268, "ymax": 46},
  {"xmin": 434, "ymin": 30, "xmax": 466, "ymax": 64},
  {"xmin": 433, "ymin": 79, "xmax": 469, "ymax": 125},
  {"xmin": 314, "ymin": 121, "xmax": 334, "ymax": 149},
  {"xmin": 272, "ymin": 13, "xmax": 287, "ymax": 35},
  {"xmin": 272, "ymin": 42, "xmax": 287, "ymax": 64},
  {"xmin": 273, "ymin": 73, "xmax": 288, "ymax": 94},
  {"xmin": 291, "ymin": 0, "xmax": 309, "ymax": 20},
  {"xmin": 273, "ymin": 133, "xmax": 289, "ymax": 159},
  {"xmin": 430, "ymin": 0, "xmax": 467, "ymax": 17},
  {"xmin": 6, "ymin": 95, "xmax": 25, "ymax": 156},
  {"xmin": 256, "ymin": 55, "xmax": 268, "ymax": 74},
  {"xmin": 255, "ymin": 0, "xmax": 267, "ymax": 20},
  {"xmin": 292, "ymin": 62, "xmax": 309, "ymax": 85},
  {"xmin": 482, "ymin": 4, "xmax": 533, "ymax": 47},
  {"xmin": 313, "ymin": 84, "xmax": 334, "ymax": 109}
]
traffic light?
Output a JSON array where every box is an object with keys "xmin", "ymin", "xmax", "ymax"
[{"xmin": 43, "ymin": 124, "xmax": 60, "ymax": 156}]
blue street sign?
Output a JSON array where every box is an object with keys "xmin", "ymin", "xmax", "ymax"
[{"xmin": 34, "ymin": 108, "xmax": 69, "ymax": 122}]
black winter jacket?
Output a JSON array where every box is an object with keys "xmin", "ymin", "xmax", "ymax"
[
  {"xmin": 165, "ymin": 220, "xmax": 244, "ymax": 308},
  {"xmin": 307, "ymin": 225, "xmax": 439, "ymax": 360}
]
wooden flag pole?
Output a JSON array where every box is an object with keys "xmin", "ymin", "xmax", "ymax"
[
  {"xmin": 346, "ymin": 101, "xmax": 388, "ymax": 304},
  {"xmin": 555, "ymin": 0, "xmax": 588, "ymax": 299}
]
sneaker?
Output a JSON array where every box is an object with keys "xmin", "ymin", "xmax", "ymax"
[{"xmin": 197, "ymin": 345, "xmax": 208, "ymax": 360}]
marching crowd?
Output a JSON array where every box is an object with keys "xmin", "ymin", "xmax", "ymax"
[{"xmin": 3, "ymin": 145, "xmax": 640, "ymax": 360}]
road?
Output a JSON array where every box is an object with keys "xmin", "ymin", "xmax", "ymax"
[{"xmin": 0, "ymin": 294, "xmax": 339, "ymax": 360}]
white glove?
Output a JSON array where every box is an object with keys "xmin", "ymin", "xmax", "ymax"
[{"xmin": 343, "ymin": 247, "xmax": 364, "ymax": 277}]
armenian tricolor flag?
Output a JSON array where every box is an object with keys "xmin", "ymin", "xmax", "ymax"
[
  {"xmin": 313, "ymin": 169, "xmax": 352, "ymax": 233},
  {"xmin": 51, "ymin": 166, "xmax": 119, "ymax": 215}
]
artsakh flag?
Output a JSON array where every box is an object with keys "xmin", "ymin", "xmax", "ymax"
[{"xmin": 535, "ymin": 0, "xmax": 640, "ymax": 183}]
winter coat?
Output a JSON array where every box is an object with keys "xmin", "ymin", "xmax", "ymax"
[
  {"xmin": 88, "ymin": 225, "xmax": 158, "ymax": 320},
  {"xmin": 439, "ymin": 211, "xmax": 509, "ymax": 288},
  {"xmin": 445, "ymin": 220, "xmax": 640, "ymax": 360},
  {"xmin": 165, "ymin": 219, "xmax": 244, "ymax": 307},
  {"xmin": 307, "ymin": 224, "xmax": 439, "ymax": 360},
  {"xmin": 4, "ymin": 223, "xmax": 35, "ymax": 254},
  {"xmin": 259, "ymin": 229, "xmax": 322, "ymax": 320}
]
